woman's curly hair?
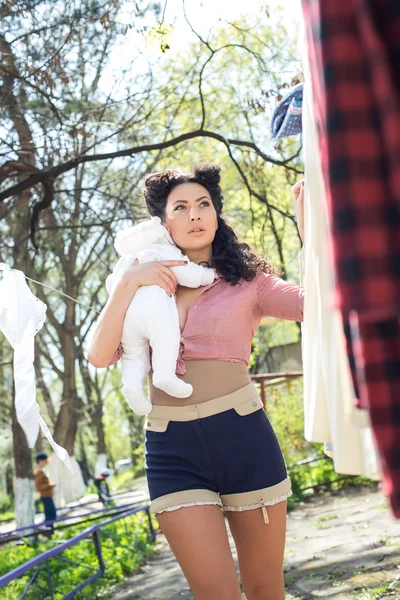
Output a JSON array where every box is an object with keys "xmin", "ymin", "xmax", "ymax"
[{"xmin": 143, "ymin": 163, "xmax": 275, "ymax": 284}]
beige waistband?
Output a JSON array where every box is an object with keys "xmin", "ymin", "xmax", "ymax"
[{"xmin": 147, "ymin": 382, "xmax": 260, "ymax": 421}]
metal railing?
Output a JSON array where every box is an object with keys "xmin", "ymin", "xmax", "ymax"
[
  {"xmin": 0, "ymin": 504, "xmax": 156, "ymax": 600},
  {"xmin": 251, "ymin": 371, "xmax": 303, "ymax": 408},
  {"xmin": 0, "ymin": 499, "xmax": 148, "ymax": 545},
  {"xmin": 0, "ymin": 483, "xmax": 147, "ymax": 526}
]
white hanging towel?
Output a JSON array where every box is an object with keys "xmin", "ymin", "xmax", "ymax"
[
  {"xmin": 301, "ymin": 57, "xmax": 380, "ymax": 479},
  {"xmin": 0, "ymin": 264, "xmax": 71, "ymax": 470}
]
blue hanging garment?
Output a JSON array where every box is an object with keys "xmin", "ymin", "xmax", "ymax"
[{"xmin": 271, "ymin": 83, "xmax": 303, "ymax": 139}]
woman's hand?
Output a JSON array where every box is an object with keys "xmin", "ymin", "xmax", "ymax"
[
  {"xmin": 88, "ymin": 259, "xmax": 188, "ymax": 368},
  {"xmin": 291, "ymin": 179, "xmax": 305, "ymax": 244},
  {"xmin": 115, "ymin": 260, "xmax": 187, "ymax": 297}
]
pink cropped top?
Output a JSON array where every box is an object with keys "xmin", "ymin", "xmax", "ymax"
[{"xmin": 109, "ymin": 272, "xmax": 304, "ymax": 373}]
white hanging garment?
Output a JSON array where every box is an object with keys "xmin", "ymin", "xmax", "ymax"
[
  {"xmin": 0, "ymin": 264, "xmax": 71, "ymax": 470},
  {"xmin": 301, "ymin": 59, "xmax": 380, "ymax": 479}
]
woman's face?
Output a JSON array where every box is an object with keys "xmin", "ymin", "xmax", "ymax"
[{"xmin": 164, "ymin": 182, "xmax": 218, "ymax": 253}]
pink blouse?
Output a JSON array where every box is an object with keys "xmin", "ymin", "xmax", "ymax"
[{"xmin": 108, "ymin": 273, "xmax": 304, "ymax": 373}]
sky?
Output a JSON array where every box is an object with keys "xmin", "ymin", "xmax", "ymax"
[
  {"xmin": 107, "ymin": 0, "xmax": 304, "ymax": 75},
  {"xmin": 159, "ymin": 0, "xmax": 304, "ymax": 53},
  {"xmin": 162, "ymin": 0, "xmax": 304, "ymax": 43}
]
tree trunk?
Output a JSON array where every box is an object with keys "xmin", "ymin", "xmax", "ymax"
[
  {"xmin": 53, "ymin": 303, "xmax": 81, "ymax": 454},
  {"xmin": 2, "ymin": 32, "xmax": 37, "ymax": 529},
  {"xmin": 77, "ymin": 432, "xmax": 91, "ymax": 485},
  {"xmin": 35, "ymin": 432, "xmax": 43, "ymax": 453},
  {"xmin": 78, "ymin": 348, "xmax": 108, "ymax": 475},
  {"xmin": 93, "ymin": 396, "xmax": 107, "ymax": 476},
  {"xmin": 95, "ymin": 398, "xmax": 107, "ymax": 456},
  {"xmin": 51, "ymin": 300, "xmax": 86, "ymax": 504}
]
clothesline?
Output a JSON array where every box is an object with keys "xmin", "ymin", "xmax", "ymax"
[
  {"xmin": 0, "ymin": 265, "xmax": 101, "ymax": 315},
  {"xmin": 3, "ymin": 250, "xmax": 303, "ymax": 318},
  {"xmin": 0, "ymin": 264, "xmax": 72, "ymax": 470},
  {"xmin": 24, "ymin": 274, "xmax": 101, "ymax": 315}
]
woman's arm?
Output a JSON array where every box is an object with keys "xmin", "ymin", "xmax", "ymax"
[
  {"xmin": 255, "ymin": 274, "xmax": 304, "ymax": 322},
  {"xmin": 87, "ymin": 283, "xmax": 138, "ymax": 368},
  {"xmin": 87, "ymin": 260, "xmax": 186, "ymax": 368},
  {"xmin": 255, "ymin": 180, "xmax": 305, "ymax": 322},
  {"xmin": 291, "ymin": 179, "xmax": 305, "ymax": 244}
]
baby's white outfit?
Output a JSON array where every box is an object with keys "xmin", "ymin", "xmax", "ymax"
[{"xmin": 106, "ymin": 217, "xmax": 215, "ymax": 415}]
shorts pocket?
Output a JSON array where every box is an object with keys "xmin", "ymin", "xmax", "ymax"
[
  {"xmin": 234, "ymin": 396, "xmax": 263, "ymax": 416},
  {"xmin": 144, "ymin": 417, "xmax": 170, "ymax": 432}
]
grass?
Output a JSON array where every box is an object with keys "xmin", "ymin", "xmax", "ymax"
[
  {"xmin": 0, "ymin": 510, "xmax": 155, "ymax": 599},
  {"xmin": 316, "ymin": 513, "xmax": 338, "ymax": 529},
  {"xmin": 355, "ymin": 581, "xmax": 400, "ymax": 599}
]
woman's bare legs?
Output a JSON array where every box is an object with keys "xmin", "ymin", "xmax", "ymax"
[
  {"xmin": 226, "ymin": 501, "xmax": 287, "ymax": 600},
  {"xmin": 157, "ymin": 505, "xmax": 242, "ymax": 600}
]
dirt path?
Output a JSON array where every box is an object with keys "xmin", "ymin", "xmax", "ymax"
[
  {"xmin": 284, "ymin": 487, "xmax": 400, "ymax": 599},
  {"xmin": 108, "ymin": 486, "xmax": 400, "ymax": 600}
]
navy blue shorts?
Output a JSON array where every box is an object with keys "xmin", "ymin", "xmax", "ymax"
[{"xmin": 145, "ymin": 383, "xmax": 291, "ymax": 520}]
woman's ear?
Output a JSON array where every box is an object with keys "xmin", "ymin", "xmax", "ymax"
[{"xmin": 163, "ymin": 222, "xmax": 171, "ymax": 234}]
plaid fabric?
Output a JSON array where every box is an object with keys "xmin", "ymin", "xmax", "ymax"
[
  {"xmin": 302, "ymin": 0, "xmax": 400, "ymax": 517},
  {"xmin": 302, "ymin": 0, "xmax": 400, "ymax": 319},
  {"xmin": 349, "ymin": 313, "xmax": 400, "ymax": 518},
  {"xmin": 270, "ymin": 83, "xmax": 304, "ymax": 139}
]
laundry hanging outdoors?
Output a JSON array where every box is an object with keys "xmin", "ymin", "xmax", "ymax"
[
  {"xmin": 0, "ymin": 264, "xmax": 71, "ymax": 469},
  {"xmin": 270, "ymin": 75, "xmax": 381, "ymax": 482},
  {"xmin": 301, "ymin": 0, "xmax": 400, "ymax": 519},
  {"xmin": 1, "ymin": 2, "xmax": 400, "ymax": 599},
  {"xmin": 270, "ymin": 82, "xmax": 303, "ymax": 140}
]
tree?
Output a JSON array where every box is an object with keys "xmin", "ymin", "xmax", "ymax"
[
  {"xmin": 0, "ymin": 0, "xmax": 161, "ymax": 510},
  {"xmin": 1, "ymin": 1, "xmax": 304, "ymax": 516}
]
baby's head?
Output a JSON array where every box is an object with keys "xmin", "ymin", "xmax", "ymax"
[{"xmin": 115, "ymin": 216, "xmax": 173, "ymax": 255}]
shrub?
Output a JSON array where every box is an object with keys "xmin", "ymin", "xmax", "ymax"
[
  {"xmin": 0, "ymin": 510, "xmax": 155, "ymax": 599},
  {"xmin": 259, "ymin": 378, "xmax": 377, "ymax": 508}
]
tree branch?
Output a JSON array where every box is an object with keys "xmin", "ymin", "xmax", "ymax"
[{"xmin": 0, "ymin": 129, "xmax": 301, "ymax": 203}]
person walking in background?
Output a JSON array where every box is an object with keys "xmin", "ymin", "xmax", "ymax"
[
  {"xmin": 93, "ymin": 468, "xmax": 114, "ymax": 506},
  {"xmin": 33, "ymin": 452, "xmax": 57, "ymax": 531}
]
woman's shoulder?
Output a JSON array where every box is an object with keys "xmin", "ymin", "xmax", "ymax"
[
  {"xmin": 214, "ymin": 271, "xmax": 276, "ymax": 289},
  {"xmin": 250, "ymin": 270, "xmax": 281, "ymax": 288}
]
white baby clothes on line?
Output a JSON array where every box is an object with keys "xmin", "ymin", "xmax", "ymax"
[
  {"xmin": 0, "ymin": 264, "xmax": 71, "ymax": 470},
  {"xmin": 106, "ymin": 217, "xmax": 216, "ymax": 415},
  {"xmin": 300, "ymin": 57, "xmax": 380, "ymax": 480}
]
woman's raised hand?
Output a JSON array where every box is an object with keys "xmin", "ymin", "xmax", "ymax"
[
  {"xmin": 291, "ymin": 179, "xmax": 305, "ymax": 244},
  {"xmin": 116, "ymin": 260, "xmax": 187, "ymax": 297}
]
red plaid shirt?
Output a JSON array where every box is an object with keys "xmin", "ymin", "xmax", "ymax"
[{"xmin": 302, "ymin": 0, "xmax": 400, "ymax": 518}]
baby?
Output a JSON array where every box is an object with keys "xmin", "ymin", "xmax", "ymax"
[{"xmin": 106, "ymin": 217, "xmax": 215, "ymax": 415}]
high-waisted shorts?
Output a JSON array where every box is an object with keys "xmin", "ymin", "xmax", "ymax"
[{"xmin": 144, "ymin": 383, "xmax": 292, "ymax": 524}]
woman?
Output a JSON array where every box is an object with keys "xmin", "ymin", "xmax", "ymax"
[{"xmin": 88, "ymin": 164, "xmax": 304, "ymax": 600}]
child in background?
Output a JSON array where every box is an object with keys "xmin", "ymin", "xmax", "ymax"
[{"xmin": 33, "ymin": 452, "xmax": 57, "ymax": 531}]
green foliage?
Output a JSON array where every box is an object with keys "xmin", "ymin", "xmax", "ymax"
[
  {"xmin": 103, "ymin": 388, "xmax": 132, "ymax": 465},
  {"xmin": 263, "ymin": 379, "xmax": 309, "ymax": 460},
  {"xmin": 261, "ymin": 379, "xmax": 377, "ymax": 509},
  {"xmin": 109, "ymin": 469, "xmax": 138, "ymax": 492},
  {"xmin": 0, "ymin": 511, "xmax": 155, "ymax": 599},
  {"xmin": 103, "ymin": 383, "xmax": 146, "ymax": 477},
  {"xmin": 0, "ymin": 510, "xmax": 14, "ymax": 523},
  {"xmin": 0, "ymin": 495, "xmax": 13, "ymax": 514}
]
